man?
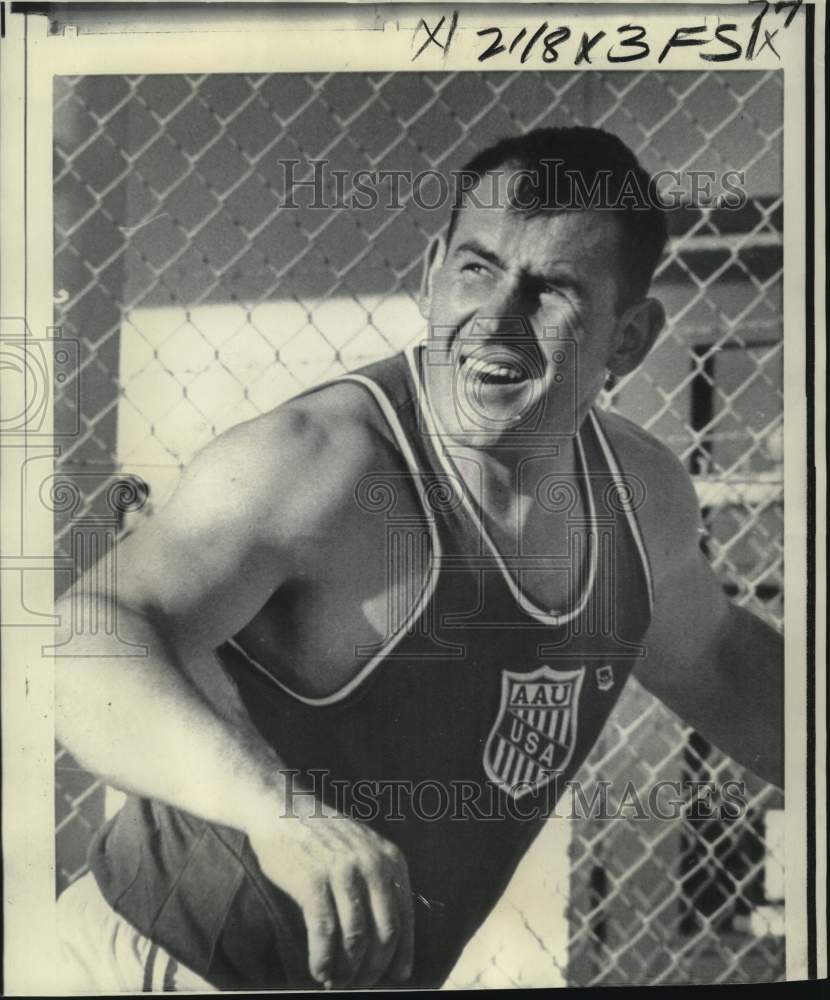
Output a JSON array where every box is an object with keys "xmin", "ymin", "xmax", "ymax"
[{"xmin": 55, "ymin": 126, "xmax": 783, "ymax": 991}]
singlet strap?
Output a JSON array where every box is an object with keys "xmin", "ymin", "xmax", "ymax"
[{"xmin": 587, "ymin": 409, "xmax": 655, "ymax": 616}]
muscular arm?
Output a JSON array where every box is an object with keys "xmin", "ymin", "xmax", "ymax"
[
  {"xmin": 55, "ymin": 406, "xmax": 414, "ymax": 987},
  {"xmin": 637, "ymin": 543, "xmax": 784, "ymax": 789},
  {"xmin": 605, "ymin": 416, "xmax": 784, "ymax": 789},
  {"xmin": 56, "ymin": 416, "xmax": 294, "ymax": 829}
]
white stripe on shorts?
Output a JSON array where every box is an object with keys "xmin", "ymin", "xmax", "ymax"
[{"xmin": 56, "ymin": 871, "xmax": 216, "ymax": 994}]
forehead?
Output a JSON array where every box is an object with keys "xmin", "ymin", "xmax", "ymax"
[{"xmin": 450, "ymin": 173, "xmax": 623, "ymax": 276}]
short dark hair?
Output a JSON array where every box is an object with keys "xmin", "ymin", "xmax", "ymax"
[{"xmin": 447, "ymin": 126, "xmax": 668, "ymax": 309}]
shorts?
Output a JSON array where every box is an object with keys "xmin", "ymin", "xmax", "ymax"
[{"xmin": 56, "ymin": 872, "xmax": 216, "ymax": 994}]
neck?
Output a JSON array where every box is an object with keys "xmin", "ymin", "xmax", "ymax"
[{"xmin": 453, "ymin": 435, "xmax": 579, "ymax": 518}]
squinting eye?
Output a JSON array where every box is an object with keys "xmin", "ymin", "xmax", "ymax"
[{"xmin": 461, "ymin": 262, "xmax": 489, "ymax": 277}]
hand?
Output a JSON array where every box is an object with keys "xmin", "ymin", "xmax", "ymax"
[{"xmin": 248, "ymin": 806, "xmax": 414, "ymax": 988}]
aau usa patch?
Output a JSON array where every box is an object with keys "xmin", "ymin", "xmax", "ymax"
[{"xmin": 484, "ymin": 665, "xmax": 586, "ymax": 799}]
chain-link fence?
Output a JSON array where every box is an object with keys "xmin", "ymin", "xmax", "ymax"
[{"xmin": 53, "ymin": 69, "xmax": 785, "ymax": 986}]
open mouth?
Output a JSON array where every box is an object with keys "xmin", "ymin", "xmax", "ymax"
[
  {"xmin": 458, "ymin": 344, "xmax": 545, "ymax": 387},
  {"xmin": 462, "ymin": 356, "xmax": 527, "ymax": 384}
]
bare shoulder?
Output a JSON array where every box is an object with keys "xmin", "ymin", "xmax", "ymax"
[
  {"xmin": 168, "ymin": 380, "xmax": 392, "ymax": 546},
  {"xmin": 592, "ymin": 408, "xmax": 703, "ymax": 577}
]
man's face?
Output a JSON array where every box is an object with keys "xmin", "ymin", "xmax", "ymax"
[{"xmin": 420, "ymin": 176, "xmax": 626, "ymax": 447}]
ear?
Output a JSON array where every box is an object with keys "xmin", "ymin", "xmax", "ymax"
[
  {"xmin": 418, "ymin": 233, "xmax": 447, "ymax": 320},
  {"xmin": 607, "ymin": 297, "xmax": 665, "ymax": 377}
]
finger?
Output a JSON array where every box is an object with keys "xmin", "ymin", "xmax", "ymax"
[
  {"xmin": 330, "ymin": 865, "xmax": 370, "ymax": 984},
  {"xmin": 358, "ymin": 863, "xmax": 402, "ymax": 985},
  {"xmin": 388, "ymin": 868, "xmax": 415, "ymax": 983},
  {"xmin": 302, "ymin": 882, "xmax": 340, "ymax": 988}
]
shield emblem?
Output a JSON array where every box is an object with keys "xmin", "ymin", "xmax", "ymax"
[{"xmin": 483, "ymin": 665, "xmax": 585, "ymax": 799}]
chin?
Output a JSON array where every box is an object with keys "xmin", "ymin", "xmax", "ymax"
[{"xmin": 436, "ymin": 398, "xmax": 549, "ymax": 449}]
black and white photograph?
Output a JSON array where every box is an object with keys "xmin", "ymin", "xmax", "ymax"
[{"xmin": 0, "ymin": 1, "xmax": 824, "ymax": 993}]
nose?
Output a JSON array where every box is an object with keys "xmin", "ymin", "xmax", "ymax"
[{"xmin": 473, "ymin": 277, "xmax": 539, "ymax": 342}]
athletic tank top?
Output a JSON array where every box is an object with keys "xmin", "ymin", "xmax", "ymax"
[{"xmin": 88, "ymin": 347, "xmax": 653, "ymax": 989}]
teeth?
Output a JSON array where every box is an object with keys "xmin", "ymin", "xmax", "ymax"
[{"xmin": 463, "ymin": 357, "xmax": 524, "ymax": 382}]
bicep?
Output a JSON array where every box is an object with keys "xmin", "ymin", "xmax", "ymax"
[
  {"xmin": 111, "ymin": 428, "xmax": 292, "ymax": 657},
  {"xmin": 604, "ymin": 418, "xmax": 783, "ymax": 783},
  {"xmin": 630, "ymin": 440, "xmax": 733, "ymax": 699},
  {"xmin": 636, "ymin": 536, "xmax": 784, "ymax": 787}
]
